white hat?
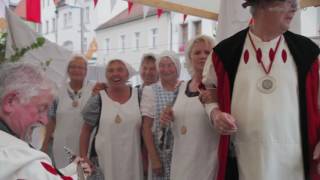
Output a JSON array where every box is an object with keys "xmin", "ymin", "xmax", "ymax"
[
  {"xmin": 106, "ymin": 59, "xmax": 137, "ymax": 79},
  {"xmin": 157, "ymin": 50, "xmax": 181, "ymax": 77}
]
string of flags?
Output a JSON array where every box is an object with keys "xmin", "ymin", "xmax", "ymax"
[{"xmin": 18, "ymin": 0, "xmax": 187, "ymax": 24}]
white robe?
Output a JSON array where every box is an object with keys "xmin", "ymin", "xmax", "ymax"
[
  {"xmin": 170, "ymin": 82, "xmax": 219, "ymax": 180},
  {"xmin": 95, "ymin": 88, "xmax": 143, "ymax": 180},
  {"xmin": 0, "ymin": 130, "xmax": 78, "ymax": 180},
  {"xmin": 202, "ymin": 31, "xmax": 320, "ymax": 180},
  {"xmin": 52, "ymin": 81, "xmax": 94, "ymax": 168}
]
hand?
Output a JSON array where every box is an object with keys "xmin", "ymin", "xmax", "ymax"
[
  {"xmin": 211, "ymin": 109, "xmax": 237, "ymax": 135},
  {"xmin": 92, "ymin": 82, "xmax": 107, "ymax": 95},
  {"xmin": 198, "ymin": 88, "xmax": 217, "ymax": 104},
  {"xmin": 313, "ymin": 142, "xmax": 320, "ymax": 174},
  {"xmin": 151, "ymin": 157, "xmax": 163, "ymax": 176},
  {"xmin": 73, "ymin": 157, "xmax": 93, "ymax": 177},
  {"xmin": 160, "ymin": 106, "xmax": 173, "ymax": 126}
]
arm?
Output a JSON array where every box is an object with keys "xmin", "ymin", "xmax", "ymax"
[
  {"xmin": 42, "ymin": 99, "xmax": 58, "ymax": 153},
  {"xmin": 202, "ymin": 52, "xmax": 237, "ymax": 134},
  {"xmin": 79, "ymin": 123, "xmax": 94, "ymax": 163},
  {"xmin": 140, "ymin": 85, "xmax": 163, "ymax": 175},
  {"xmin": 41, "ymin": 119, "xmax": 55, "ymax": 153},
  {"xmin": 142, "ymin": 116, "xmax": 163, "ymax": 175}
]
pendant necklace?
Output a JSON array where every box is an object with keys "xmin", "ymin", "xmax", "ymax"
[{"xmin": 248, "ymin": 32, "xmax": 281, "ymax": 94}]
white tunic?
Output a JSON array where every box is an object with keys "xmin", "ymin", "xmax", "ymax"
[
  {"xmin": 170, "ymin": 82, "xmax": 219, "ymax": 180},
  {"xmin": 202, "ymin": 31, "xmax": 320, "ymax": 180},
  {"xmin": 0, "ymin": 130, "xmax": 78, "ymax": 180},
  {"xmin": 95, "ymin": 88, "xmax": 143, "ymax": 180},
  {"xmin": 53, "ymin": 81, "xmax": 94, "ymax": 168}
]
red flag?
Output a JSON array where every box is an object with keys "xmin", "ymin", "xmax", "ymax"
[
  {"xmin": 183, "ymin": 14, "xmax": 187, "ymax": 23},
  {"xmin": 94, "ymin": 0, "xmax": 98, "ymax": 7},
  {"xmin": 128, "ymin": 0, "xmax": 133, "ymax": 14},
  {"xmin": 26, "ymin": 0, "xmax": 41, "ymax": 23},
  {"xmin": 157, "ymin": 8, "xmax": 163, "ymax": 18}
]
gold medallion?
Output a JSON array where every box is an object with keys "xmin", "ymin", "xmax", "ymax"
[
  {"xmin": 180, "ymin": 126, "xmax": 187, "ymax": 135},
  {"xmin": 72, "ymin": 100, "xmax": 79, "ymax": 107},
  {"xmin": 115, "ymin": 114, "xmax": 122, "ymax": 124}
]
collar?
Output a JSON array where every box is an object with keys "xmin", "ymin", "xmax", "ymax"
[{"xmin": 0, "ymin": 119, "xmax": 17, "ymax": 137}]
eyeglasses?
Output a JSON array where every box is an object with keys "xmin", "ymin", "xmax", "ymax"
[{"xmin": 268, "ymin": 0, "xmax": 299, "ymax": 12}]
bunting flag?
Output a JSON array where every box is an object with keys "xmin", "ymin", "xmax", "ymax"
[
  {"xmin": 93, "ymin": 0, "xmax": 98, "ymax": 8},
  {"xmin": 157, "ymin": 8, "xmax": 163, "ymax": 18},
  {"xmin": 143, "ymin": 5, "xmax": 150, "ymax": 18},
  {"xmin": 128, "ymin": 0, "xmax": 133, "ymax": 14},
  {"xmin": 183, "ymin": 14, "xmax": 187, "ymax": 23},
  {"xmin": 26, "ymin": 0, "xmax": 41, "ymax": 23}
]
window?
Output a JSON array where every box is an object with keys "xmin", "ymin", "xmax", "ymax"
[
  {"xmin": 120, "ymin": 35, "xmax": 125, "ymax": 52},
  {"xmin": 179, "ymin": 24, "xmax": 188, "ymax": 52},
  {"xmin": 68, "ymin": 12, "xmax": 72, "ymax": 27},
  {"xmin": 47, "ymin": 0, "xmax": 50, "ymax": 6},
  {"xmin": 193, "ymin": 21, "xmax": 202, "ymax": 36},
  {"xmin": 150, "ymin": 28, "xmax": 158, "ymax": 49},
  {"xmin": 42, "ymin": 0, "xmax": 45, "ymax": 8},
  {"xmin": 63, "ymin": 13, "xmax": 68, "ymax": 28},
  {"xmin": 84, "ymin": 7, "xmax": 90, "ymax": 23},
  {"xmin": 134, "ymin": 32, "xmax": 140, "ymax": 51},
  {"xmin": 105, "ymin": 38, "xmax": 110, "ymax": 54},
  {"xmin": 52, "ymin": 18, "xmax": 56, "ymax": 32},
  {"xmin": 45, "ymin": 20, "xmax": 49, "ymax": 34}
]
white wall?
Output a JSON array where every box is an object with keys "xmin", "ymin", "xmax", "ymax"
[{"xmin": 96, "ymin": 13, "xmax": 171, "ymax": 70}]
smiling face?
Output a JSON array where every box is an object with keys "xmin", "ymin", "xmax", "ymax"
[
  {"xmin": 105, "ymin": 60, "xmax": 129, "ymax": 88},
  {"xmin": 67, "ymin": 57, "xmax": 87, "ymax": 83},
  {"xmin": 140, "ymin": 58, "xmax": 158, "ymax": 86},
  {"xmin": 158, "ymin": 57, "xmax": 178, "ymax": 83}
]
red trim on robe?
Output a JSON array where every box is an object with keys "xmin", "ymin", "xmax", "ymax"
[
  {"xmin": 211, "ymin": 52, "xmax": 231, "ymax": 180},
  {"xmin": 306, "ymin": 60, "xmax": 320, "ymax": 180},
  {"xmin": 40, "ymin": 162, "xmax": 73, "ymax": 180}
]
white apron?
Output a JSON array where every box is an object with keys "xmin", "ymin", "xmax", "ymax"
[
  {"xmin": 53, "ymin": 81, "xmax": 94, "ymax": 168},
  {"xmin": 170, "ymin": 82, "xmax": 219, "ymax": 180},
  {"xmin": 95, "ymin": 88, "xmax": 143, "ymax": 180},
  {"xmin": 231, "ymin": 32, "xmax": 304, "ymax": 180}
]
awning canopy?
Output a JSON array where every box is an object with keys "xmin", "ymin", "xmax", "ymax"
[{"xmin": 131, "ymin": 0, "xmax": 320, "ymax": 20}]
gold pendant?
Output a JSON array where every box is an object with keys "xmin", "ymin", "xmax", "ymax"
[
  {"xmin": 115, "ymin": 114, "xmax": 122, "ymax": 124},
  {"xmin": 72, "ymin": 100, "xmax": 79, "ymax": 107},
  {"xmin": 180, "ymin": 126, "xmax": 187, "ymax": 135}
]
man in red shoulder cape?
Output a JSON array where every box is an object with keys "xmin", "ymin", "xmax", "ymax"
[{"xmin": 202, "ymin": 0, "xmax": 320, "ymax": 180}]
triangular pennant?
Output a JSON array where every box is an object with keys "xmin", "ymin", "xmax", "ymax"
[
  {"xmin": 183, "ymin": 14, "xmax": 187, "ymax": 23},
  {"xmin": 143, "ymin": 5, "xmax": 150, "ymax": 18},
  {"xmin": 94, "ymin": 0, "xmax": 98, "ymax": 8},
  {"xmin": 157, "ymin": 8, "xmax": 163, "ymax": 19},
  {"xmin": 128, "ymin": 0, "xmax": 133, "ymax": 14}
]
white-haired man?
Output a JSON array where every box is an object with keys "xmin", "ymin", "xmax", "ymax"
[
  {"xmin": 203, "ymin": 0, "xmax": 319, "ymax": 180},
  {"xmin": 0, "ymin": 62, "xmax": 91, "ymax": 179}
]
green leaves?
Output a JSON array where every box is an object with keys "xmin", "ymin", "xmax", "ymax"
[{"xmin": 0, "ymin": 33, "xmax": 46, "ymax": 64}]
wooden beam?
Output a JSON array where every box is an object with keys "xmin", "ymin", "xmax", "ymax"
[
  {"xmin": 300, "ymin": 0, "xmax": 320, "ymax": 8},
  {"xmin": 131, "ymin": 0, "xmax": 219, "ymax": 20}
]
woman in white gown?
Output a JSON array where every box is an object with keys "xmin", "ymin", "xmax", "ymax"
[
  {"xmin": 42, "ymin": 55, "xmax": 95, "ymax": 169},
  {"xmin": 161, "ymin": 35, "xmax": 219, "ymax": 180},
  {"xmin": 80, "ymin": 59, "xmax": 143, "ymax": 180}
]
